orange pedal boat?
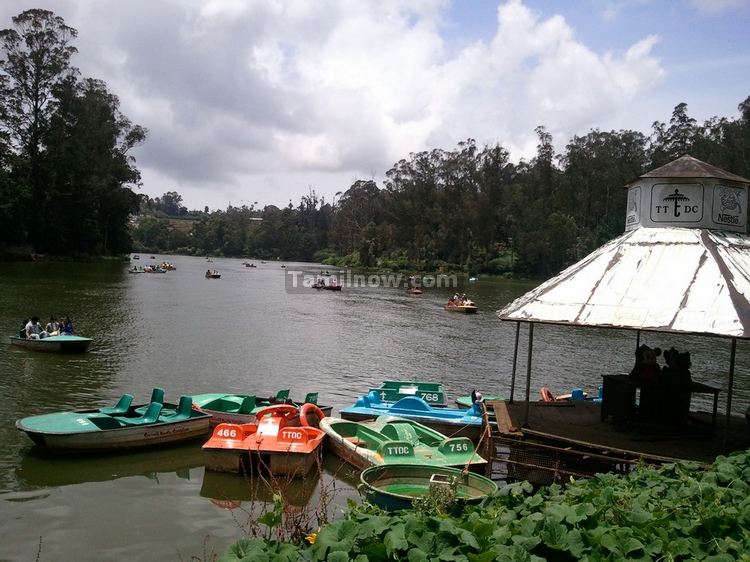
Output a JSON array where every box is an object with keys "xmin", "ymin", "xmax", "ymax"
[{"xmin": 202, "ymin": 403, "xmax": 326, "ymax": 476}]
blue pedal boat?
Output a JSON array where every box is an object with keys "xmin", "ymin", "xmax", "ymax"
[{"xmin": 339, "ymin": 392, "xmax": 490, "ymax": 442}]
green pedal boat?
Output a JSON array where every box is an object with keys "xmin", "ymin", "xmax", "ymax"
[{"xmin": 320, "ymin": 415, "xmax": 486, "ymax": 471}]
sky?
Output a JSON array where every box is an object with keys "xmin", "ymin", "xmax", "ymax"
[{"xmin": 1, "ymin": 0, "xmax": 748, "ymax": 212}]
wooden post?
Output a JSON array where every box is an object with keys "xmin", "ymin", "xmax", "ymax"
[
  {"xmin": 724, "ymin": 338, "xmax": 737, "ymax": 449},
  {"xmin": 509, "ymin": 322, "xmax": 520, "ymax": 403},
  {"xmin": 523, "ymin": 323, "xmax": 534, "ymax": 427}
]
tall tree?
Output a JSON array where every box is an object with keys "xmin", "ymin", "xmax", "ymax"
[{"xmin": 0, "ymin": 9, "xmax": 78, "ymax": 241}]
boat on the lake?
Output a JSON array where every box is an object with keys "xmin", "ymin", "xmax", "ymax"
[
  {"xmin": 144, "ymin": 265, "xmax": 167, "ymax": 273},
  {"xmin": 202, "ymin": 403, "xmax": 326, "ymax": 475},
  {"xmin": 368, "ymin": 380, "xmax": 446, "ymax": 406},
  {"xmin": 191, "ymin": 390, "xmax": 332, "ymax": 426},
  {"xmin": 409, "ymin": 288, "xmax": 423, "ymax": 295},
  {"xmin": 320, "ymin": 415, "xmax": 486, "ymax": 470},
  {"xmin": 16, "ymin": 391, "xmax": 211, "ymax": 452},
  {"xmin": 359, "ymin": 464, "xmax": 497, "ymax": 512},
  {"xmin": 9, "ymin": 334, "xmax": 92, "ymax": 354},
  {"xmin": 129, "ymin": 266, "xmax": 145, "ymax": 274},
  {"xmin": 445, "ymin": 298, "xmax": 478, "ymax": 313},
  {"xmin": 339, "ymin": 392, "xmax": 487, "ymax": 441},
  {"xmin": 455, "ymin": 390, "xmax": 503, "ymax": 408},
  {"xmin": 205, "ymin": 269, "xmax": 221, "ymax": 278}
]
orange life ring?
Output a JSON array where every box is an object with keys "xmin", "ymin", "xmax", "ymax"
[
  {"xmin": 539, "ymin": 387, "xmax": 555, "ymax": 402},
  {"xmin": 300, "ymin": 402, "xmax": 326, "ymax": 427},
  {"xmin": 255, "ymin": 403, "xmax": 298, "ymax": 422}
]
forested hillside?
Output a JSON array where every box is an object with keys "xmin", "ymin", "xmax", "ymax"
[{"xmin": 135, "ymin": 99, "xmax": 750, "ymax": 278}]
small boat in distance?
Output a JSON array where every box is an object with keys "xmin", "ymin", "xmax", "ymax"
[
  {"xmin": 9, "ymin": 335, "xmax": 92, "ymax": 354},
  {"xmin": 409, "ymin": 287, "xmax": 423, "ymax": 295},
  {"xmin": 445, "ymin": 295, "xmax": 478, "ymax": 313},
  {"xmin": 205, "ymin": 269, "xmax": 221, "ymax": 279}
]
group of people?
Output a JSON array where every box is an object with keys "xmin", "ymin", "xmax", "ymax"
[
  {"xmin": 19, "ymin": 316, "xmax": 74, "ymax": 339},
  {"xmin": 448, "ymin": 293, "xmax": 471, "ymax": 305}
]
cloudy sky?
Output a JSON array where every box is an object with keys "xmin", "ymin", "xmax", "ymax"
[{"xmin": 1, "ymin": 0, "xmax": 748, "ymax": 211}]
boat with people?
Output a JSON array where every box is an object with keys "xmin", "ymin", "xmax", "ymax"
[
  {"xmin": 128, "ymin": 265, "xmax": 145, "ymax": 274},
  {"xmin": 15, "ymin": 388, "xmax": 211, "ymax": 452},
  {"xmin": 319, "ymin": 415, "xmax": 486, "ymax": 471},
  {"xmin": 191, "ymin": 390, "xmax": 332, "ymax": 426},
  {"xmin": 144, "ymin": 265, "xmax": 167, "ymax": 273},
  {"xmin": 205, "ymin": 269, "xmax": 221, "ymax": 279},
  {"xmin": 339, "ymin": 392, "xmax": 488, "ymax": 441},
  {"xmin": 202, "ymin": 403, "xmax": 326, "ymax": 475},
  {"xmin": 409, "ymin": 287, "xmax": 423, "ymax": 295},
  {"xmin": 359, "ymin": 464, "xmax": 497, "ymax": 512},
  {"xmin": 368, "ymin": 380, "xmax": 446, "ymax": 406},
  {"xmin": 160, "ymin": 262, "xmax": 176, "ymax": 270},
  {"xmin": 445, "ymin": 294, "xmax": 478, "ymax": 313},
  {"xmin": 9, "ymin": 334, "xmax": 92, "ymax": 354}
]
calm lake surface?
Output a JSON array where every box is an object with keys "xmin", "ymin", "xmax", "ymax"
[{"xmin": 1, "ymin": 255, "xmax": 748, "ymax": 561}]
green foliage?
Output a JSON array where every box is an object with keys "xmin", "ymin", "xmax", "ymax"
[
  {"xmin": 0, "ymin": 9, "xmax": 145, "ymax": 255},
  {"xmin": 220, "ymin": 449, "xmax": 750, "ymax": 562}
]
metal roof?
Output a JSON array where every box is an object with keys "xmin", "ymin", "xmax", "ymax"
[
  {"xmin": 497, "ymin": 227, "xmax": 750, "ymax": 339},
  {"xmin": 626, "ymin": 155, "xmax": 750, "ymax": 187}
]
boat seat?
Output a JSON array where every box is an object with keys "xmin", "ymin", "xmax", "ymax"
[
  {"xmin": 121, "ymin": 402, "xmax": 162, "ymax": 425},
  {"xmin": 150, "ymin": 387, "xmax": 166, "ymax": 404},
  {"xmin": 275, "ymin": 389, "xmax": 290, "ymax": 401},
  {"xmin": 381, "ymin": 423, "xmax": 419, "ymax": 445},
  {"xmin": 238, "ymin": 395, "xmax": 256, "ymax": 414},
  {"xmin": 303, "ymin": 392, "xmax": 318, "ymax": 405},
  {"xmin": 99, "ymin": 394, "xmax": 134, "ymax": 415},
  {"xmin": 166, "ymin": 395, "xmax": 195, "ymax": 421}
]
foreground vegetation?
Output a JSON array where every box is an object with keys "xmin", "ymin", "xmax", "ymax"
[{"xmin": 219, "ymin": 450, "xmax": 750, "ymax": 561}]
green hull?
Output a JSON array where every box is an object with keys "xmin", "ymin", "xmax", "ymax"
[
  {"xmin": 9, "ymin": 335, "xmax": 92, "ymax": 353},
  {"xmin": 16, "ymin": 396, "xmax": 211, "ymax": 452},
  {"xmin": 191, "ymin": 391, "xmax": 331, "ymax": 425},
  {"xmin": 368, "ymin": 380, "xmax": 445, "ymax": 406},
  {"xmin": 360, "ymin": 464, "xmax": 497, "ymax": 511},
  {"xmin": 320, "ymin": 415, "xmax": 486, "ymax": 471}
]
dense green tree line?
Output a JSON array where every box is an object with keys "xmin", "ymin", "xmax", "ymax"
[
  {"xmin": 0, "ymin": 9, "xmax": 145, "ymax": 257},
  {"xmin": 138, "ymin": 97, "xmax": 750, "ymax": 278}
]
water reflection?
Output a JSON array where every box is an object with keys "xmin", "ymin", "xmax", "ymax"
[
  {"xmin": 2, "ymin": 256, "xmax": 750, "ymax": 560},
  {"xmin": 15, "ymin": 443, "xmax": 204, "ymax": 489}
]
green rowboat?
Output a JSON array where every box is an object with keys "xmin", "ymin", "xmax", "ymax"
[
  {"xmin": 191, "ymin": 390, "xmax": 332, "ymax": 425},
  {"xmin": 16, "ymin": 391, "xmax": 211, "ymax": 452},
  {"xmin": 360, "ymin": 464, "xmax": 497, "ymax": 512}
]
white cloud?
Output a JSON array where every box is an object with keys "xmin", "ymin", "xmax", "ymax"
[{"xmin": 0, "ymin": 0, "xmax": 670, "ymax": 209}]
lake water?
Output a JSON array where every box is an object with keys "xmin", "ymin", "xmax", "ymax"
[{"xmin": 1, "ymin": 255, "xmax": 748, "ymax": 560}]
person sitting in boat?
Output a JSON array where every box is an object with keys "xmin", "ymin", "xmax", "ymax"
[
  {"xmin": 19, "ymin": 318, "xmax": 29, "ymax": 339},
  {"xmin": 25, "ymin": 316, "xmax": 48, "ymax": 339},
  {"xmin": 460, "ymin": 293, "xmax": 468, "ymax": 304},
  {"xmin": 45, "ymin": 316, "xmax": 60, "ymax": 336},
  {"xmin": 60, "ymin": 316, "xmax": 74, "ymax": 335}
]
